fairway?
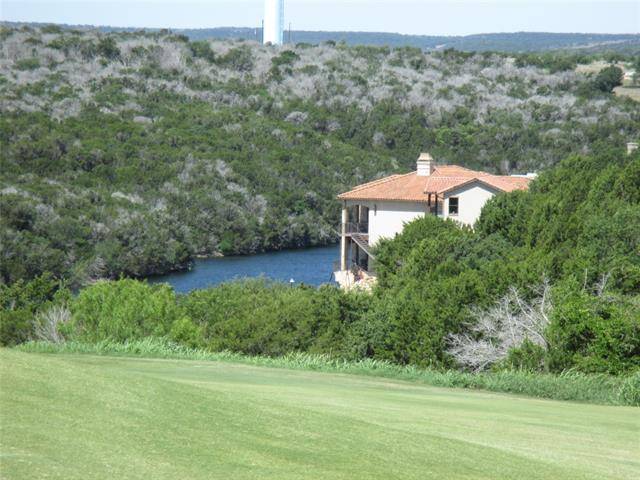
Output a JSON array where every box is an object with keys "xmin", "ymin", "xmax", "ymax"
[{"xmin": 1, "ymin": 350, "xmax": 638, "ymax": 479}]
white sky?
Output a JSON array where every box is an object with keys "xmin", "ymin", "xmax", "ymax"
[{"xmin": 1, "ymin": 1, "xmax": 638, "ymax": 36}]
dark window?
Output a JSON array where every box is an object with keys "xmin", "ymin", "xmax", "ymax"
[{"xmin": 448, "ymin": 197, "xmax": 459, "ymax": 215}]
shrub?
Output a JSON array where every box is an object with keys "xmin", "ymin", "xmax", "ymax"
[
  {"xmin": 179, "ymin": 279, "xmax": 364, "ymax": 357},
  {"xmin": 15, "ymin": 58, "xmax": 40, "ymax": 71},
  {"xmin": 546, "ymin": 284, "xmax": 640, "ymax": 374},
  {"xmin": 270, "ymin": 50, "xmax": 300, "ymax": 79},
  {"xmin": 502, "ymin": 340, "xmax": 547, "ymax": 372},
  {"xmin": 217, "ymin": 46, "xmax": 254, "ymax": 71},
  {"xmin": 97, "ymin": 37, "xmax": 120, "ymax": 60},
  {"xmin": 169, "ymin": 316, "xmax": 203, "ymax": 349},
  {"xmin": 593, "ymin": 65, "xmax": 623, "ymax": 93},
  {"xmin": 179, "ymin": 279, "xmax": 316, "ymax": 355},
  {"xmin": 0, "ymin": 273, "xmax": 68, "ymax": 346},
  {"xmin": 69, "ymin": 279, "xmax": 180, "ymax": 342},
  {"xmin": 189, "ymin": 41, "xmax": 216, "ymax": 63},
  {"xmin": 0, "ymin": 310, "xmax": 32, "ymax": 346}
]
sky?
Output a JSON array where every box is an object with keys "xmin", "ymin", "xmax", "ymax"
[{"xmin": 1, "ymin": 1, "xmax": 638, "ymax": 36}]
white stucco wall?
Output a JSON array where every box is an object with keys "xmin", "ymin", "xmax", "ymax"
[
  {"xmin": 349, "ymin": 200, "xmax": 429, "ymax": 246},
  {"xmin": 443, "ymin": 182, "xmax": 498, "ymax": 226}
]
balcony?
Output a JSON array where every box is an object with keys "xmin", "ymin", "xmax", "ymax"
[{"xmin": 341, "ymin": 221, "xmax": 369, "ymax": 235}]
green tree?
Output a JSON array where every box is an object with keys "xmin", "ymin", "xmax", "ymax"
[
  {"xmin": 593, "ymin": 65, "xmax": 623, "ymax": 93},
  {"xmin": 189, "ymin": 41, "xmax": 216, "ymax": 63},
  {"xmin": 97, "ymin": 37, "xmax": 120, "ymax": 60}
]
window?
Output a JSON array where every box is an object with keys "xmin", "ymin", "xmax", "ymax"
[{"xmin": 448, "ymin": 197, "xmax": 459, "ymax": 215}]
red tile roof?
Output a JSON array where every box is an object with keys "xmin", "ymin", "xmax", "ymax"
[{"xmin": 338, "ymin": 165, "xmax": 530, "ymax": 203}]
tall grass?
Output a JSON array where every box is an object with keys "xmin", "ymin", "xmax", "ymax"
[{"xmin": 16, "ymin": 338, "xmax": 640, "ymax": 407}]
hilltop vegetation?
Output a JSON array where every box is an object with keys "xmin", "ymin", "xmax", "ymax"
[{"xmin": 1, "ymin": 25, "xmax": 639, "ymax": 284}]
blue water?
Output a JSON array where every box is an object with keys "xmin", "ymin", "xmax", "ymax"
[{"xmin": 148, "ymin": 245, "xmax": 339, "ymax": 293}]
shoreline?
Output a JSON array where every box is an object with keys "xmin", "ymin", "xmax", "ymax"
[{"xmin": 144, "ymin": 243, "xmax": 341, "ymax": 288}]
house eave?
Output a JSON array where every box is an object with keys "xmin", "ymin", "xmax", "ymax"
[
  {"xmin": 427, "ymin": 177, "xmax": 506, "ymax": 196},
  {"xmin": 337, "ymin": 195, "xmax": 431, "ymax": 203}
]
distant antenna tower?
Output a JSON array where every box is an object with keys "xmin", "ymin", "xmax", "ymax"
[{"xmin": 263, "ymin": 0, "xmax": 284, "ymax": 45}]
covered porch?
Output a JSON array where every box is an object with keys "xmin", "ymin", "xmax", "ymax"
[{"xmin": 334, "ymin": 201, "xmax": 376, "ymax": 290}]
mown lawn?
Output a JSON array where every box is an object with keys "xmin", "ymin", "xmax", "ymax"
[{"xmin": 1, "ymin": 349, "xmax": 638, "ymax": 479}]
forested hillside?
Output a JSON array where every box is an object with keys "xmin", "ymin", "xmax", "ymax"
[{"xmin": 1, "ymin": 25, "xmax": 639, "ymax": 284}]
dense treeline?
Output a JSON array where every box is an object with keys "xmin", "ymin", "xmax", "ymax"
[
  {"xmin": 1, "ymin": 26, "xmax": 639, "ymax": 285},
  {"xmin": 3, "ymin": 151, "xmax": 639, "ymax": 378},
  {"xmin": 8, "ymin": 23, "xmax": 640, "ymax": 53}
]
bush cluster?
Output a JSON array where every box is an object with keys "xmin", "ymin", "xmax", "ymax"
[{"xmin": 0, "ymin": 274, "xmax": 68, "ymax": 346}]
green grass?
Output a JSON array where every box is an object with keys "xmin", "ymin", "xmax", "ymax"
[
  {"xmin": 1, "ymin": 348, "xmax": 639, "ymax": 479},
  {"xmin": 16, "ymin": 339, "xmax": 640, "ymax": 406}
]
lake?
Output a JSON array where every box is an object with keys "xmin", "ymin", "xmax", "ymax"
[{"xmin": 148, "ymin": 245, "xmax": 339, "ymax": 293}]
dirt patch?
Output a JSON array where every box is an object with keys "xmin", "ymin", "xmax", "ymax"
[{"xmin": 614, "ymin": 86, "xmax": 640, "ymax": 102}]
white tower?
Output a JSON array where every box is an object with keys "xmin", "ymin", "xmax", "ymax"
[{"xmin": 263, "ymin": 0, "xmax": 284, "ymax": 45}]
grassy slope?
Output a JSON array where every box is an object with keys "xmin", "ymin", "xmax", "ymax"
[
  {"xmin": 1, "ymin": 350, "xmax": 638, "ymax": 480},
  {"xmin": 17, "ymin": 339, "xmax": 638, "ymax": 405}
]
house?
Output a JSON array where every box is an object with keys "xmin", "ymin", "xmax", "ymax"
[{"xmin": 334, "ymin": 153, "xmax": 533, "ymax": 289}]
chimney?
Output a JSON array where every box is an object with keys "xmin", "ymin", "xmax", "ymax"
[
  {"xmin": 417, "ymin": 152, "xmax": 435, "ymax": 176},
  {"xmin": 627, "ymin": 142, "xmax": 638, "ymax": 155}
]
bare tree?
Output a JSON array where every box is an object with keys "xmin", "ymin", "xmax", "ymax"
[
  {"xmin": 33, "ymin": 305, "xmax": 71, "ymax": 344},
  {"xmin": 447, "ymin": 280, "xmax": 552, "ymax": 371},
  {"xmin": 595, "ymin": 272, "xmax": 611, "ymax": 297}
]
